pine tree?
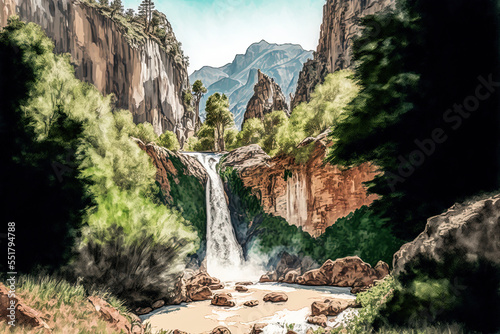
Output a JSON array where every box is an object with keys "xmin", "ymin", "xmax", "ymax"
[
  {"xmin": 99, "ymin": 0, "xmax": 108, "ymax": 6},
  {"xmin": 110, "ymin": 0, "xmax": 124, "ymax": 16},
  {"xmin": 138, "ymin": 0, "xmax": 155, "ymax": 32},
  {"xmin": 125, "ymin": 8, "xmax": 134, "ymax": 19}
]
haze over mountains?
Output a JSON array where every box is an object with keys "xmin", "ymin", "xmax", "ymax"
[{"xmin": 190, "ymin": 40, "xmax": 313, "ymax": 128}]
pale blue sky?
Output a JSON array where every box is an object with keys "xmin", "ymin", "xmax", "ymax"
[{"xmin": 123, "ymin": 0, "xmax": 325, "ymax": 74}]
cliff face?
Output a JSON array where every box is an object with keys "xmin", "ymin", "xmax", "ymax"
[
  {"xmin": 222, "ymin": 133, "xmax": 378, "ymax": 237},
  {"xmin": 292, "ymin": 0, "xmax": 395, "ymax": 109},
  {"xmin": 242, "ymin": 70, "xmax": 290, "ymax": 127},
  {"xmin": 0, "ymin": 0, "xmax": 195, "ymax": 145}
]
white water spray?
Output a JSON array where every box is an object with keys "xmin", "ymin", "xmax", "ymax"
[{"xmin": 185, "ymin": 153, "xmax": 263, "ymax": 281}]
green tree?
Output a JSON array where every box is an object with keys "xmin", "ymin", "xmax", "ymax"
[
  {"xmin": 132, "ymin": 121, "xmax": 157, "ymax": 144},
  {"xmin": 192, "ymin": 80, "xmax": 207, "ymax": 128},
  {"xmin": 237, "ymin": 117, "xmax": 265, "ymax": 146},
  {"xmin": 125, "ymin": 8, "xmax": 134, "ymax": 19},
  {"xmin": 326, "ymin": 0, "xmax": 500, "ymax": 241},
  {"xmin": 99, "ymin": 0, "xmax": 109, "ymax": 6},
  {"xmin": 110, "ymin": 0, "xmax": 124, "ymax": 17},
  {"xmin": 138, "ymin": 0, "xmax": 155, "ymax": 32},
  {"xmin": 205, "ymin": 93, "xmax": 234, "ymax": 152},
  {"xmin": 158, "ymin": 130, "xmax": 180, "ymax": 151}
]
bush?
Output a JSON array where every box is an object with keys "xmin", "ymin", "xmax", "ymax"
[
  {"xmin": 158, "ymin": 130, "xmax": 180, "ymax": 151},
  {"xmin": 132, "ymin": 121, "xmax": 157, "ymax": 144}
]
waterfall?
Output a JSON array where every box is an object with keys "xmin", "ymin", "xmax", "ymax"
[{"xmin": 184, "ymin": 152, "xmax": 249, "ymax": 281}]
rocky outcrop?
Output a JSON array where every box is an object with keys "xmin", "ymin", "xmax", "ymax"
[
  {"xmin": 311, "ymin": 298, "xmax": 358, "ymax": 317},
  {"xmin": 211, "ymin": 293, "xmax": 235, "ymax": 307},
  {"xmin": 88, "ymin": 296, "xmax": 144, "ymax": 334},
  {"xmin": 260, "ymin": 256, "xmax": 389, "ymax": 293},
  {"xmin": 166, "ymin": 271, "xmax": 222, "ymax": 307},
  {"xmin": 0, "ymin": 0, "xmax": 195, "ymax": 144},
  {"xmin": 242, "ymin": 70, "xmax": 290, "ymax": 127},
  {"xmin": 0, "ymin": 283, "xmax": 51, "ymax": 332},
  {"xmin": 292, "ymin": 0, "xmax": 395, "ymax": 109},
  {"xmin": 134, "ymin": 138, "xmax": 207, "ymax": 202},
  {"xmin": 222, "ymin": 132, "xmax": 378, "ymax": 236},
  {"xmin": 263, "ymin": 292, "xmax": 288, "ymax": 303},
  {"xmin": 393, "ymin": 194, "xmax": 500, "ymax": 276}
]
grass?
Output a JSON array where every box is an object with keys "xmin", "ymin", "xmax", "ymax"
[{"xmin": 0, "ymin": 275, "xmax": 133, "ymax": 334}]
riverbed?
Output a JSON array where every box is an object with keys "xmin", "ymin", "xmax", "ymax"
[{"xmin": 141, "ymin": 282, "xmax": 357, "ymax": 334}]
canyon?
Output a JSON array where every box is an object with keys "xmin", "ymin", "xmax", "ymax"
[
  {"xmin": 292, "ymin": 0, "xmax": 395, "ymax": 109},
  {"xmin": 0, "ymin": 0, "xmax": 195, "ymax": 144}
]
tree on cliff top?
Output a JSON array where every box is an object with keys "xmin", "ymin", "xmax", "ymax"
[
  {"xmin": 205, "ymin": 93, "xmax": 234, "ymax": 152},
  {"xmin": 138, "ymin": 0, "xmax": 155, "ymax": 32},
  {"xmin": 192, "ymin": 80, "xmax": 207, "ymax": 129},
  {"xmin": 110, "ymin": 0, "xmax": 124, "ymax": 17}
]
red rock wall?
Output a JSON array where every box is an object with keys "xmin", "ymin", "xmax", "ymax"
[{"xmin": 224, "ymin": 137, "xmax": 378, "ymax": 237}]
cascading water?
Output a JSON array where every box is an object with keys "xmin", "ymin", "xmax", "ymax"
[{"xmin": 184, "ymin": 152, "xmax": 257, "ymax": 281}]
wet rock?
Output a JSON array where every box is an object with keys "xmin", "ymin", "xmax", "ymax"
[
  {"xmin": 235, "ymin": 281, "xmax": 253, "ymax": 286},
  {"xmin": 211, "ymin": 326, "xmax": 231, "ymax": 334},
  {"xmin": 211, "ymin": 293, "xmax": 235, "ymax": 307},
  {"xmin": 250, "ymin": 323, "xmax": 267, "ymax": 334},
  {"xmin": 283, "ymin": 270, "xmax": 300, "ymax": 284},
  {"xmin": 307, "ymin": 314, "xmax": 328, "ymax": 327},
  {"xmin": 151, "ymin": 300, "xmax": 165, "ymax": 309},
  {"xmin": 235, "ymin": 285, "xmax": 249, "ymax": 292},
  {"xmin": 209, "ymin": 283, "xmax": 225, "ymax": 290},
  {"xmin": 244, "ymin": 300, "xmax": 259, "ymax": 307},
  {"xmin": 263, "ymin": 292, "xmax": 288, "ymax": 303},
  {"xmin": 89, "ymin": 296, "xmax": 136, "ymax": 334},
  {"xmin": 0, "ymin": 283, "xmax": 51, "ymax": 332},
  {"xmin": 259, "ymin": 274, "xmax": 275, "ymax": 283},
  {"xmin": 311, "ymin": 299, "xmax": 358, "ymax": 316}
]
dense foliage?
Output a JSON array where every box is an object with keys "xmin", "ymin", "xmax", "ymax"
[
  {"xmin": 235, "ymin": 70, "xmax": 358, "ymax": 161},
  {"xmin": 327, "ymin": 0, "xmax": 500, "ymax": 241},
  {"xmin": 0, "ymin": 18, "xmax": 198, "ymax": 306},
  {"xmin": 220, "ymin": 167, "xmax": 399, "ymax": 267}
]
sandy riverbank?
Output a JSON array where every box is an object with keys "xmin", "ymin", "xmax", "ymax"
[{"xmin": 141, "ymin": 282, "xmax": 356, "ymax": 334}]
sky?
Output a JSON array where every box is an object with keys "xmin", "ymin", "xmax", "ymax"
[{"xmin": 123, "ymin": 0, "xmax": 325, "ymax": 74}]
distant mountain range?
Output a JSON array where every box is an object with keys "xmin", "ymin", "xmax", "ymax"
[{"xmin": 190, "ymin": 40, "xmax": 313, "ymax": 129}]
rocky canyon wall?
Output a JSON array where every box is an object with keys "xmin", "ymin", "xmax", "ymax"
[
  {"xmin": 292, "ymin": 0, "xmax": 395, "ymax": 109},
  {"xmin": 0, "ymin": 0, "xmax": 195, "ymax": 145},
  {"xmin": 222, "ymin": 133, "xmax": 379, "ymax": 237}
]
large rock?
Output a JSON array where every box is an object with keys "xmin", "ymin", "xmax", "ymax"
[
  {"xmin": 0, "ymin": 0, "xmax": 196, "ymax": 144},
  {"xmin": 235, "ymin": 285, "xmax": 248, "ymax": 292},
  {"xmin": 0, "ymin": 283, "xmax": 51, "ymax": 332},
  {"xmin": 88, "ymin": 296, "xmax": 143, "ymax": 334},
  {"xmin": 307, "ymin": 314, "xmax": 328, "ymax": 327},
  {"xmin": 297, "ymin": 257, "xmax": 389, "ymax": 292},
  {"xmin": 250, "ymin": 323, "xmax": 267, "ymax": 334},
  {"xmin": 311, "ymin": 298, "xmax": 358, "ymax": 316},
  {"xmin": 170, "ymin": 271, "xmax": 221, "ymax": 305},
  {"xmin": 221, "ymin": 133, "xmax": 378, "ymax": 236},
  {"xmin": 292, "ymin": 0, "xmax": 395, "ymax": 109},
  {"xmin": 393, "ymin": 194, "xmax": 500, "ymax": 275},
  {"xmin": 263, "ymin": 292, "xmax": 288, "ymax": 303},
  {"xmin": 244, "ymin": 300, "xmax": 259, "ymax": 307},
  {"xmin": 242, "ymin": 70, "xmax": 290, "ymax": 126},
  {"xmin": 211, "ymin": 293, "xmax": 235, "ymax": 307},
  {"xmin": 211, "ymin": 326, "xmax": 231, "ymax": 334}
]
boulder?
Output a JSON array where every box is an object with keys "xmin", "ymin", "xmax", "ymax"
[
  {"xmin": 173, "ymin": 330, "xmax": 188, "ymax": 334},
  {"xmin": 211, "ymin": 293, "xmax": 235, "ymax": 307},
  {"xmin": 209, "ymin": 283, "xmax": 225, "ymax": 290},
  {"xmin": 88, "ymin": 296, "xmax": 137, "ymax": 334},
  {"xmin": 235, "ymin": 281, "xmax": 253, "ymax": 286},
  {"xmin": 134, "ymin": 307, "xmax": 152, "ymax": 315},
  {"xmin": 182, "ymin": 272, "xmax": 221, "ymax": 302},
  {"xmin": 297, "ymin": 256, "xmax": 389, "ymax": 292},
  {"xmin": 283, "ymin": 270, "xmax": 300, "ymax": 284},
  {"xmin": 244, "ymin": 300, "xmax": 259, "ymax": 307},
  {"xmin": 263, "ymin": 292, "xmax": 288, "ymax": 303},
  {"xmin": 259, "ymin": 274, "xmax": 274, "ymax": 283},
  {"xmin": 393, "ymin": 194, "xmax": 500, "ymax": 275},
  {"xmin": 189, "ymin": 286, "xmax": 213, "ymax": 301},
  {"xmin": 250, "ymin": 323, "xmax": 267, "ymax": 334},
  {"xmin": 311, "ymin": 299, "xmax": 358, "ymax": 316},
  {"xmin": 151, "ymin": 300, "xmax": 165, "ymax": 309},
  {"xmin": 211, "ymin": 326, "xmax": 231, "ymax": 334},
  {"xmin": 235, "ymin": 285, "xmax": 248, "ymax": 292},
  {"xmin": 0, "ymin": 283, "xmax": 51, "ymax": 332},
  {"xmin": 307, "ymin": 314, "xmax": 328, "ymax": 327}
]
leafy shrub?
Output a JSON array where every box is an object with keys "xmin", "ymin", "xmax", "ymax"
[
  {"xmin": 131, "ymin": 121, "xmax": 157, "ymax": 144},
  {"xmin": 158, "ymin": 130, "xmax": 180, "ymax": 151}
]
